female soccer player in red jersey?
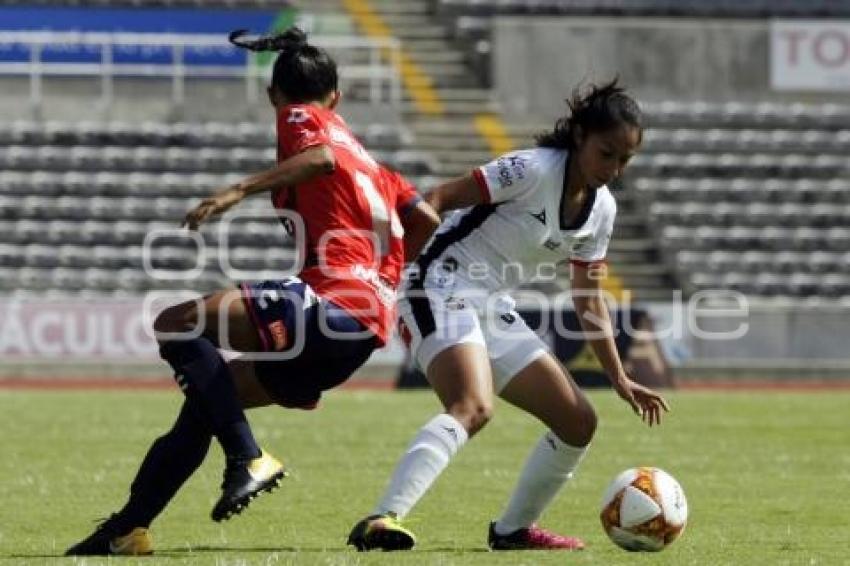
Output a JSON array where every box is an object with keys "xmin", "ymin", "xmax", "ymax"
[
  {"xmin": 66, "ymin": 27, "xmax": 440, "ymax": 556},
  {"xmin": 348, "ymin": 80, "xmax": 669, "ymax": 552}
]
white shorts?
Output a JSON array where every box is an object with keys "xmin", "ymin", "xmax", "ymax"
[{"xmin": 398, "ymin": 274, "xmax": 549, "ymax": 393}]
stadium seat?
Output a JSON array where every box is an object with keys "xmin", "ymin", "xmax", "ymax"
[
  {"xmin": 83, "ymin": 267, "xmax": 119, "ymax": 292},
  {"xmin": 55, "ymin": 245, "xmax": 94, "ymax": 269},
  {"xmin": 18, "ymin": 267, "xmax": 52, "ymax": 291},
  {"xmin": 16, "ymin": 220, "xmax": 46, "ymax": 245},
  {"xmin": 79, "ymin": 221, "xmax": 118, "ymax": 246},
  {"xmin": 0, "ymin": 244, "xmax": 25, "ymax": 268}
]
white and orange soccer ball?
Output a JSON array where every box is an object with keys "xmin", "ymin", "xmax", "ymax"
[{"xmin": 599, "ymin": 467, "xmax": 688, "ymax": 552}]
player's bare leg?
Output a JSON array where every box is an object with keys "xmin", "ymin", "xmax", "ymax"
[
  {"xmin": 349, "ymin": 343, "xmax": 492, "ymax": 551},
  {"xmin": 486, "ymin": 353, "xmax": 593, "ymax": 550}
]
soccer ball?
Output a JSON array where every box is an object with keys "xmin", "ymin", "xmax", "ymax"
[{"xmin": 599, "ymin": 467, "xmax": 688, "ymax": 551}]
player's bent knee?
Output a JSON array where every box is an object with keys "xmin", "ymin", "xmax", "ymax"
[
  {"xmin": 578, "ymin": 404, "xmax": 599, "ymax": 445},
  {"xmin": 559, "ymin": 403, "xmax": 597, "ymax": 447},
  {"xmin": 153, "ymin": 302, "xmax": 200, "ymax": 339},
  {"xmin": 449, "ymin": 399, "xmax": 494, "ymax": 436}
]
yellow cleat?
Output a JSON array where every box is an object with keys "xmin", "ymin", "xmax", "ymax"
[
  {"xmin": 109, "ymin": 527, "xmax": 154, "ymax": 555},
  {"xmin": 347, "ymin": 514, "xmax": 416, "ymax": 551},
  {"xmin": 211, "ymin": 449, "xmax": 287, "ymax": 522},
  {"xmin": 65, "ymin": 516, "xmax": 153, "ymax": 556}
]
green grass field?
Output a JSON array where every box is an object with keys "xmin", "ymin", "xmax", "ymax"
[{"xmin": 1, "ymin": 388, "xmax": 848, "ymax": 565}]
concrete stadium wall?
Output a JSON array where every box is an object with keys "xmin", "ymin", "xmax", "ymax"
[
  {"xmin": 646, "ymin": 301, "xmax": 850, "ymax": 379},
  {"xmin": 1, "ymin": 296, "xmax": 848, "ymax": 380},
  {"xmin": 492, "ymin": 17, "xmax": 846, "ymax": 117}
]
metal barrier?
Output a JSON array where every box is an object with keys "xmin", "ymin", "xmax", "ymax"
[{"xmin": 0, "ymin": 31, "xmax": 403, "ymax": 111}]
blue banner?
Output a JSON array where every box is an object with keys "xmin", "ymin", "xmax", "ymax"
[{"xmin": 0, "ymin": 6, "xmax": 289, "ymax": 66}]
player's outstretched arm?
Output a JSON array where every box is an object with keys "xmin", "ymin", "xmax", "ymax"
[
  {"xmin": 571, "ymin": 263, "xmax": 670, "ymax": 426},
  {"xmin": 182, "ymin": 145, "xmax": 335, "ymax": 230},
  {"xmin": 401, "ymin": 200, "xmax": 441, "ymax": 263},
  {"xmin": 424, "ymin": 174, "xmax": 485, "ymax": 215}
]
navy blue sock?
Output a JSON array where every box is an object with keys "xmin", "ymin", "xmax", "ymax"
[
  {"xmin": 159, "ymin": 337, "xmax": 261, "ymax": 461},
  {"xmin": 118, "ymin": 401, "xmax": 212, "ymax": 529}
]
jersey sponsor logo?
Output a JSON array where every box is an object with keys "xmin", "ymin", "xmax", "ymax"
[
  {"xmin": 530, "ymin": 208, "xmax": 547, "ymax": 225},
  {"xmin": 543, "ymin": 239, "xmax": 561, "ymax": 250},
  {"xmin": 444, "ymin": 296, "xmax": 466, "ymax": 311},
  {"xmin": 351, "ymin": 264, "xmax": 396, "ymax": 306},
  {"xmin": 441, "ymin": 426, "xmax": 459, "ymax": 442},
  {"xmin": 494, "ymin": 154, "xmax": 527, "ymax": 188},
  {"xmin": 570, "ymin": 234, "xmax": 592, "ymax": 254}
]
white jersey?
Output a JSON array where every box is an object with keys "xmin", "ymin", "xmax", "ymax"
[{"xmin": 412, "ymin": 147, "xmax": 617, "ymax": 294}]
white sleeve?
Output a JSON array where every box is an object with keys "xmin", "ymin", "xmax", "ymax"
[
  {"xmin": 472, "ymin": 149, "xmax": 540, "ymax": 204},
  {"xmin": 570, "ymin": 194, "xmax": 616, "ymax": 264}
]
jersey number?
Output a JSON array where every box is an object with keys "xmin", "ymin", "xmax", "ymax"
[{"xmin": 354, "ymin": 170, "xmax": 403, "ymax": 258}]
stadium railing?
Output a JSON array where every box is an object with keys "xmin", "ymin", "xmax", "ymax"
[{"xmin": 0, "ymin": 31, "xmax": 403, "ymax": 112}]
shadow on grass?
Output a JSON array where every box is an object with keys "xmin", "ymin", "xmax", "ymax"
[
  {"xmin": 157, "ymin": 544, "xmax": 492, "ymax": 555},
  {"xmin": 5, "ymin": 546, "xmax": 492, "ymax": 559}
]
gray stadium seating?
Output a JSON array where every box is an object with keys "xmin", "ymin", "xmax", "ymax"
[
  {"xmin": 1, "ymin": 109, "xmax": 845, "ymax": 298},
  {"xmin": 634, "ymin": 102, "xmax": 850, "ymax": 298},
  {"xmin": 0, "ymin": 119, "xmax": 427, "ymax": 294}
]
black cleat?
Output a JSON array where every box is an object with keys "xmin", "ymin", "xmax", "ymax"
[
  {"xmin": 65, "ymin": 514, "xmax": 153, "ymax": 556},
  {"xmin": 347, "ymin": 514, "xmax": 416, "ymax": 551},
  {"xmin": 211, "ymin": 449, "xmax": 286, "ymax": 522}
]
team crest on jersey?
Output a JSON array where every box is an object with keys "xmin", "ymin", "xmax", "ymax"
[{"xmin": 287, "ymin": 108, "xmax": 310, "ymax": 124}]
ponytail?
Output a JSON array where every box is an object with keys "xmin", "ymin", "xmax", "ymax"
[
  {"xmin": 229, "ymin": 27, "xmax": 308, "ymax": 53},
  {"xmin": 230, "ymin": 26, "xmax": 338, "ymax": 104}
]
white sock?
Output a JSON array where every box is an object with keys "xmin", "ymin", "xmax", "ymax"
[
  {"xmin": 374, "ymin": 413, "xmax": 468, "ymax": 519},
  {"xmin": 494, "ymin": 432, "xmax": 588, "ymax": 535}
]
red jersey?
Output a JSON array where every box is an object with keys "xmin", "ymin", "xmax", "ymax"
[{"xmin": 273, "ymin": 104, "xmax": 420, "ymax": 345}]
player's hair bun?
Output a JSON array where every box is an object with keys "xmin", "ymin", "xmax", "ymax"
[{"xmin": 229, "ymin": 27, "xmax": 309, "ymax": 53}]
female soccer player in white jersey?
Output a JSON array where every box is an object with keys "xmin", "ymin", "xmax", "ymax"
[{"xmin": 349, "ymin": 80, "xmax": 669, "ymax": 551}]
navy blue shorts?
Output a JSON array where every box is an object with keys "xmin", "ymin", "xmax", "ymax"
[{"xmin": 239, "ymin": 278, "xmax": 377, "ymax": 409}]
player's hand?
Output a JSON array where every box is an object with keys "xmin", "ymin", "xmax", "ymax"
[
  {"xmin": 182, "ymin": 186, "xmax": 244, "ymax": 230},
  {"xmin": 612, "ymin": 374, "xmax": 670, "ymax": 427}
]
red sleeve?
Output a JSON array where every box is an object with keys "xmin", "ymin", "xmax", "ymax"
[
  {"xmin": 471, "ymin": 167, "xmax": 492, "ymax": 204},
  {"xmin": 276, "ymin": 105, "xmax": 332, "ymax": 159},
  {"xmin": 395, "ymin": 174, "xmax": 422, "ymax": 217},
  {"xmin": 382, "ymin": 169, "xmax": 421, "ymax": 217}
]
